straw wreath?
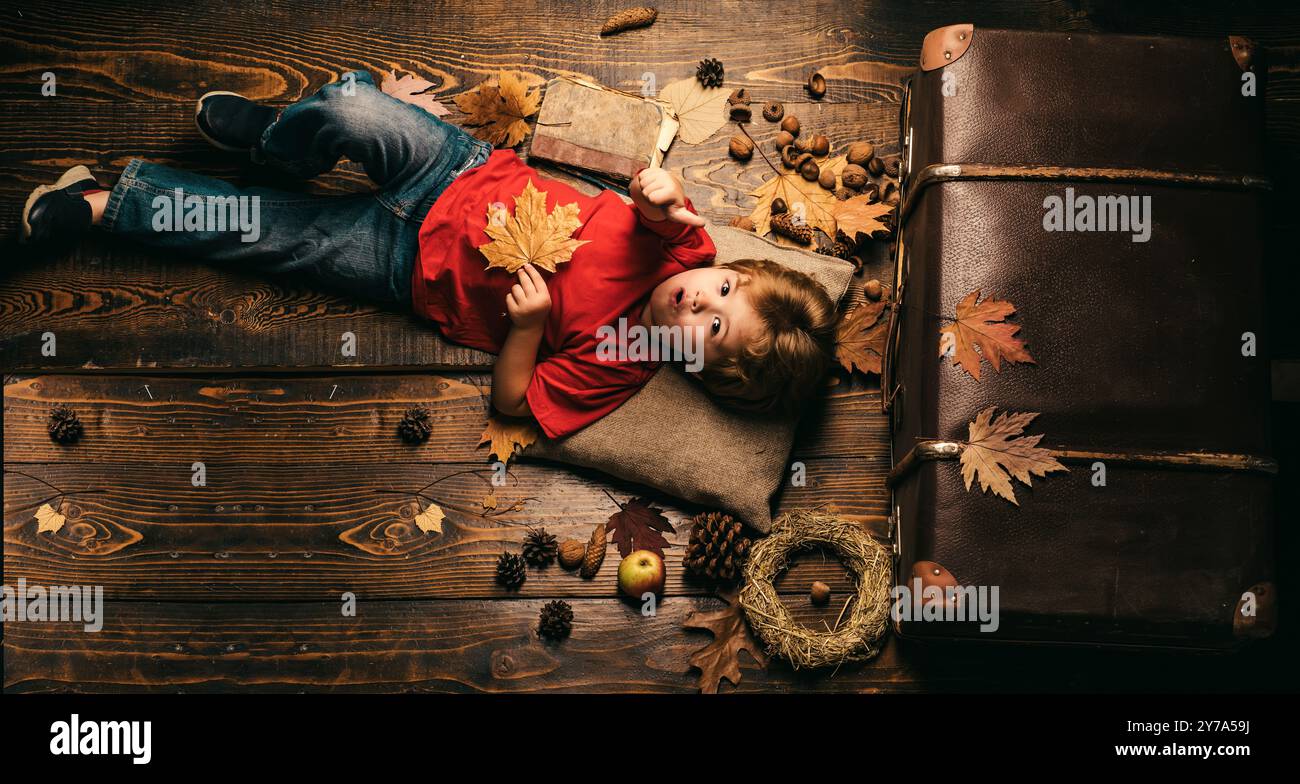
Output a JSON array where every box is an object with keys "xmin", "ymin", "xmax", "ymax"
[{"xmin": 738, "ymin": 509, "xmax": 892, "ymax": 669}]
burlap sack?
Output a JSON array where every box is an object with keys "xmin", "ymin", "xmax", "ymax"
[{"xmin": 525, "ymin": 226, "xmax": 854, "ymax": 532}]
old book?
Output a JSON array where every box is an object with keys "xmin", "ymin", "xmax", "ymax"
[{"xmin": 529, "ymin": 76, "xmax": 676, "ymax": 182}]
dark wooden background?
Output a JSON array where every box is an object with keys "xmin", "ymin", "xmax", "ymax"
[{"xmin": 3, "ymin": 0, "xmax": 1297, "ymax": 692}]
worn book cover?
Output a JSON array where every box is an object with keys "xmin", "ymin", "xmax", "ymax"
[{"xmin": 529, "ymin": 76, "xmax": 676, "ymax": 182}]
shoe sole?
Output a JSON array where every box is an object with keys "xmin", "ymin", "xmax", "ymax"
[
  {"xmin": 20, "ymin": 164, "xmax": 94, "ymax": 244},
  {"xmin": 195, "ymin": 90, "xmax": 252, "ymax": 152}
]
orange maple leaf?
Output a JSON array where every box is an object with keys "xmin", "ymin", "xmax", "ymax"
[
  {"xmin": 453, "ymin": 71, "xmax": 542, "ymax": 148},
  {"xmin": 939, "ymin": 290, "xmax": 1034, "ymax": 381},
  {"xmin": 479, "ymin": 415, "xmax": 540, "ymax": 464},
  {"xmin": 835, "ymin": 298, "xmax": 890, "ymax": 376}
]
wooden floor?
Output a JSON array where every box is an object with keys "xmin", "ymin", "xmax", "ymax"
[{"xmin": 3, "ymin": 0, "xmax": 1298, "ymax": 692}]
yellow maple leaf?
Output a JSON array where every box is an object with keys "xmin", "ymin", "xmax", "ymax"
[
  {"xmin": 414, "ymin": 503, "xmax": 445, "ymax": 534},
  {"xmin": 34, "ymin": 502, "xmax": 66, "ymax": 534},
  {"xmin": 833, "ymin": 195, "xmax": 895, "ymax": 243},
  {"xmin": 453, "ymin": 71, "xmax": 543, "ymax": 147},
  {"xmin": 959, "ymin": 407, "xmax": 1068, "ymax": 505},
  {"xmin": 749, "ymin": 155, "xmax": 846, "ymax": 239},
  {"xmin": 479, "ymin": 179, "xmax": 591, "ymax": 273},
  {"xmin": 479, "ymin": 415, "xmax": 540, "ymax": 464},
  {"xmin": 657, "ymin": 77, "xmax": 731, "ymax": 144}
]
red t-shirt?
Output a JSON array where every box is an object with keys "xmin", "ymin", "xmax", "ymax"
[{"xmin": 412, "ymin": 150, "xmax": 717, "ymax": 439}]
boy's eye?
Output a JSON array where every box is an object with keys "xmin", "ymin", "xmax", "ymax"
[
  {"xmin": 711, "ymin": 317, "xmax": 721, "ymax": 335},
  {"xmin": 721, "ymin": 280, "xmax": 730, "ymax": 296}
]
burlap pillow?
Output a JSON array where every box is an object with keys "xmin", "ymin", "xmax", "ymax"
[{"xmin": 525, "ymin": 225, "xmax": 854, "ymax": 532}]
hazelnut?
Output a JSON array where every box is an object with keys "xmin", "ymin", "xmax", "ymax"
[
  {"xmin": 729, "ymin": 215, "xmax": 755, "ymax": 231},
  {"xmin": 799, "ymin": 158, "xmax": 820, "ymax": 182},
  {"xmin": 806, "ymin": 71, "xmax": 826, "ymax": 99},
  {"xmin": 762, "ymin": 101, "xmax": 784, "ymax": 122},
  {"xmin": 780, "ymin": 115, "xmax": 800, "ymax": 136},
  {"xmin": 867, "ymin": 156, "xmax": 885, "ymax": 177},
  {"xmin": 847, "ymin": 141, "xmax": 875, "ymax": 166},
  {"xmin": 809, "ymin": 133, "xmax": 830, "ymax": 157},
  {"xmin": 865, "ymin": 279, "xmax": 883, "ymax": 301},
  {"xmin": 774, "ymin": 130, "xmax": 795, "ymax": 150},
  {"xmin": 728, "ymin": 134, "xmax": 754, "ymax": 161},
  {"xmin": 841, "ymin": 164, "xmax": 868, "ymax": 190},
  {"xmin": 558, "ymin": 540, "xmax": 585, "ymax": 569},
  {"xmin": 810, "ymin": 580, "xmax": 831, "ymax": 605},
  {"xmin": 771, "ymin": 197, "xmax": 788, "ymax": 215},
  {"xmin": 818, "ymin": 167, "xmax": 837, "ymax": 189},
  {"xmin": 792, "ymin": 136, "xmax": 809, "ymax": 154},
  {"xmin": 780, "ymin": 145, "xmax": 800, "ymax": 168}
]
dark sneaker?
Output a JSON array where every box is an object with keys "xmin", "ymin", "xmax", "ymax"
[
  {"xmin": 194, "ymin": 90, "xmax": 277, "ymax": 152},
  {"xmin": 20, "ymin": 165, "xmax": 99, "ymax": 245}
]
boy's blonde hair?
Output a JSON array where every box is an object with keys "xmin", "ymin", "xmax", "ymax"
[{"xmin": 699, "ymin": 258, "xmax": 837, "ymax": 415}]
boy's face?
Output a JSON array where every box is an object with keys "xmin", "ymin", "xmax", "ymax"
[{"xmin": 644, "ymin": 267, "xmax": 755, "ymax": 366}]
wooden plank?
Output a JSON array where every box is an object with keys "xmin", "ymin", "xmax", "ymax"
[
  {"xmin": 3, "ymin": 458, "xmax": 889, "ymax": 600},
  {"xmin": 2, "ymin": 372, "xmax": 888, "ymax": 463},
  {"xmin": 4, "ymin": 596, "xmax": 1283, "ymax": 693}
]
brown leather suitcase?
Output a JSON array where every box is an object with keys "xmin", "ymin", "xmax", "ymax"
[{"xmin": 884, "ymin": 26, "xmax": 1278, "ymax": 650}]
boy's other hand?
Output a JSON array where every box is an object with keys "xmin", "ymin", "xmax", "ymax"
[
  {"xmin": 505, "ymin": 264, "xmax": 550, "ymax": 331},
  {"xmin": 631, "ymin": 167, "xmax": 706, "ymax": 227}
]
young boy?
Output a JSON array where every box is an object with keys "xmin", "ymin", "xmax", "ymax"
[{"xmin": 20, "ymin": 71, "xmax": 837, "ymax": 439}]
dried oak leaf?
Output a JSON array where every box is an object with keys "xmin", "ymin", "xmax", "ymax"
[
  {"xmin": 960, "ymin": 406, "xmax": 1068, "ymax": 505},
  {"xmin": 683, "ymin": 587, "xmax": 768, "ymax": 694},
  {"xmin": 749, "ymin": 155, "xmax": 846, "ymax": 240},
  {"xmin": 453, "ymin": 71, "xmax": 543, "ymax": 148},
  {"xmin": 606, "ymin": 496, "xmax": 675, "ymax": 558},
  {"xmin": 34, "ymin": 502, "xmax": 66, "ymax": 534},
  {"xmin": 833, "ymin": 195, "xmax": 894, "ymax": 243},
  {"xmin": 658, "ymin": 76, "xmax": 731, "ymax": 144},
  {"xmin": 414, "ymin": 502, "xmax": 445, "ymax": 534},
  {"xmin": 479, "ymin": 415, "xmax": 540, "ymax": 464},
  {"xmin": 939, "ymin": 289, "xmax": 1034, "ymax": 381},
  {"xmin": 479, "ymin": 179, "xmax": 591, "ymax": 273},
  {"xmin": 835, "ymin": 297, "xmax": 890, "ymax": 376},
  {"xmin": 380, "ymin": 70, "xmax": 450, "ymax": 117}
]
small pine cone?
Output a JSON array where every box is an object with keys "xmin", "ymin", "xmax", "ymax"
[
  {"xmin": 696, "ymin": 58, "xmax": 724, "ymax": 89},
  {"xmin": 599, "ymin": 6, "xmax": 657, "ymax": 36},
  {"xmin": 48, "ymin": 404, "xmax": 83, "ymax": 444},
  {"xmin": 495, "ymin": 552, "xmax": 527, "ymax": 590},
  {"xmin": 538, "ymin": 599, "xmax": 574, "ymax": 640},
  {"xmin": 771, "ymin": 212, "xmax": 813, "ymax": 244},
  {"xmin": 522, "ymin": 527, "xmax": 558, "ymax": 566},
  {"xmin": 397, "ymin": 406, "xmax": 433, "ymax": 444},
  {"xmin": 683, "ymin": 511, "xmax": 752, "ymax": 584},
  {"xmin": 579, "ymin": 523, "xmax": 607, "ymax": 579},
  {"xmin": 817, "ymin": 240, "xmax": 852, "ymax": 260}
]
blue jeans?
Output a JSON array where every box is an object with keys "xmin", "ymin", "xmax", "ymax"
[{"xmin": 101, "ymin": 70, "xmax": 493, "ymax": 306}]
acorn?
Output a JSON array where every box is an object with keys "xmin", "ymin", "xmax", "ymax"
[
  {"xmin": 780, "ymin": 115, "xmax": 800, "ymax": 136},
  {"xmin": 867, "ymin": 156, "xmax": 885, "ymax": 177},
  {"xmin": 809, "ymin": 133, "xmax": 830, "ymax": 157},
  {"xmin": 729, "ymin": 215, "xmax": 755, "ymax": 231},
  {"xmin": 806, "ymin": 71, "xmax": 826, "ymax": 99},
  {"xmin": 780, "ymin": 144, "xmax": 801, "ymax": 168},
  {"xmin": 728, "ymin": 87, "xmax": 751, "ymax": 107},
  {"xmin": 799, "ymin": 158, "xmax": 820, "ymax": 182},
  {"xmin": 794, "ymin": 151, "xmax": 813, "ymax": 171},
  {"xmin": 774, "ymin": 130, "xmax": 795, "ymax": 150},
  {"xmin": 729, "ymin": 134, "xmax": 754, "ymax": 161},
  {"xmin": 558, "ymin": 540, "xmax": 586, "ymax": 569},
  {"xmin": 818, "ymin": 167, "xmax": 837, "ymax": 189},
  {"xmin": 811, "ymin": 580, "xmax": 831, "ymax": 605},
  {"xmin": 771, "ymin": 197, "xmax": 788, "ymax": 215},
  {"xmin": 762, "ymin": 101, "xmax": 784, "ymax": 122},
  {"xmin": 847, "ymin": 141, "xmax": 875, "ymax": 166},
  {"xmin": 841, "ymin": 164, "xmax": 868, "ymax": 190},
  {"xmin": 865, "ymin": 279, "xmax": 883, "ymax": 301},
  {"xmin": 729, "ymin": 102, "xmax": 752, "ymax": 122}
]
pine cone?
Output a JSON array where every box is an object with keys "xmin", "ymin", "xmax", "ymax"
[
  {"xmin": 47, "ymin": 404, "xmax": 83, "ymax": 444},
  {"xmin": 495, "ymin": 552, "xmax": 527, "ymax": 590},
  {"xmin": 397, "ymin": 406, "xmax": 433, "ymax": 444},
  {"xmin": 522, "ymin": 527, "xmax": 558, "ymax": 566},
  {"xmin": 816, "ymin": 240, "xmax": 852, "ymax": 260},
  {"xmin": 696, "ymin": 58, "xmax": 724, "ymax": 89},
  {"xmin": 599, "ymin": 6, "xmax": 657, "ymax": 36},
  {"xmin": 579, "ymin": 523, "xmax": 607, "ymax": 579},
  {"xmin": 537, "ymin": 599, "xmax": 574, "ymax": 639},
  {"xmin": 771, "ymin": 212, "xmax": 813, "ymax": 244},
  {"xmin": 683, "ymin": 511, "xmax": 751, "ymax": 584}
]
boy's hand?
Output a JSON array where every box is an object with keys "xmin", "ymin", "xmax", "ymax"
[
  {"xmin": 505, "ymin": 264, "xmax": 550, "ymax": 331},
  {"xmin": 630, "ymin": 167, "xmax": 706, "ymax": 227}
]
